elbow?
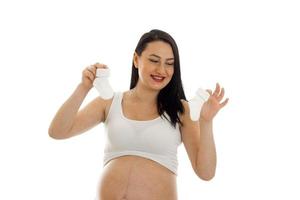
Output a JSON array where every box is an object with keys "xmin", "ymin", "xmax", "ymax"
[
  {"xmin": 196, "ymin": 170, "xmax": 215, "ymax": 181},
  {"xmin": 48, "ymin": 128, "xmax": 60, "ymax": 139},
  {"xmin": 48, "ymin": 127, "xmax": 67, "ymax": 140},
  {"xmin": 195, "ymin": 160, "xmax": 216, "ymax": 181},
  {"xmin": 198, "ymin": 173, "xmax": 215, "ymax": 181}
]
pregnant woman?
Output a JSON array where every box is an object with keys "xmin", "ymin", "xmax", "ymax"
[{"xmin": 48, "ymin": 29, "xmax": 229, "ymax": 200}]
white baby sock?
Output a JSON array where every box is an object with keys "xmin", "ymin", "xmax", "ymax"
[
  {"xmin": 93, "ymin": 68, "xmax": 114, "ymax": 99},
  {"xmin": 188, "ymin": 88, "xmax": 210, "ymax": 121}
]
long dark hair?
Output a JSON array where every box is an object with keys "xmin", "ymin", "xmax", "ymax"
[{"xmin": 130, "ymin": 29, "xmax": 187, "ymax": 128}]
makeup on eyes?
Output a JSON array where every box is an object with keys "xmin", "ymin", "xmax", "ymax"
[
  {"xmin": 149, "ymin": 59, "xmax": 174, "ymax": 66},
  {"xmin": 148, "ymin": 54, "xmax": 174, "ymax": 65}
]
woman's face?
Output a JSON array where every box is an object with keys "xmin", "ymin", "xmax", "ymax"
[{"xmin": 134, "ymin": 40, "xmax": 175, "ymax": 91}]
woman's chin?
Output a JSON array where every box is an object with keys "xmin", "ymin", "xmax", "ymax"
[{"xmin": 149, "ymin": 83, "xmax": 168, "ymax": 91}]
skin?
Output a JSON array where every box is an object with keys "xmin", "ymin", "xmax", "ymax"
[
  {"xmin": 49, "ymin": 40, "xmax": 229, "ymax": 199},
  {"xmin": 128, "ymin": 40, "xmax": 175, "ymax": 106},
  {"xmin": 97, "ymin": 41, "xmax": 178, "ymax": 199},
  {"xmin": 98, "ymin": 41, "xmax": 230, "ymax": 199}
]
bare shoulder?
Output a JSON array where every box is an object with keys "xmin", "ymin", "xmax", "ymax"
[
  {"xmin": 83, "ymin": 96, "xmax": 113, "ymax": 123},
  {"xmin": 96, "ymin": 95, "xmax": 114, "ymax": 123},
  {"xmin": 179, "ymin": 99, "xmax": 191, "ymax": 127},
  {"xmin": 180, "ymin": 99, "xmax": 189, "ymax": 110},
  {"xmin": 84, "ymin": 94, "xmax": 114, "ymax": 122},
  {"xmin": 91, "ymin": 95, "xmax": 113, "ymax": 108}
]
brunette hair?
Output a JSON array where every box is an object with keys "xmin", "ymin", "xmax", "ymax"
[{"xmin": 130, "ymin": 29, "xmax": 187, "ymax": 128}]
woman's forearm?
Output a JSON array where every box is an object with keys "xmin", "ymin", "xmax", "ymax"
[
  {"xmin": 48, "ymin": 83, "xmax": 90, "ymax": 138},
  {"xmin": 196, "ymin": 118, "xmax": 216, "ymax": 180}
]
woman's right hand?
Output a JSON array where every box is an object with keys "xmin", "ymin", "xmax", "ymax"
[{"xmin": 80, "ymin": 63, "xmax": 108, "ymax": 90}]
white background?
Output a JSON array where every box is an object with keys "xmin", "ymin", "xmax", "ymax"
[{"xmin": 1, "ymin": 0, "xmax": 299, "ymax": 199}]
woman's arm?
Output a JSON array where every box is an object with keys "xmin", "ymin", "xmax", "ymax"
[
  {"xmin": 196, "ymin": 83, "xmax": 229, "ymax": 180},
  {"xmin": 196, "ymin": 118, "xmax": 216, "ymax": 180},
  {"xmin": 48, "ymin": 83, "xmax": 90, "ymax": 139}
]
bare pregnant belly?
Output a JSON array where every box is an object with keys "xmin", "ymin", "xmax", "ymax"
[{"xmin": 96, "ymin": 155, "xmax": 178, "ymax": 200}]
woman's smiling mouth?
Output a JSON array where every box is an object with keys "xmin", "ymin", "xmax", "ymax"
[{"xmin": 151, "ymin": 75, "xmax": 165, "ymax": 82}]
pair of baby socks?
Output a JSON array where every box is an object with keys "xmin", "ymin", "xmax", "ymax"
[{"xmin": 92, "ymin": 68, "xmax": 209, "ymax": 121}]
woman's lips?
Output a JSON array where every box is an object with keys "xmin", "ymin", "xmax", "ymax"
[{"xmin": 151, "ymin": 75, "xmax": 165, "ymax": 82}]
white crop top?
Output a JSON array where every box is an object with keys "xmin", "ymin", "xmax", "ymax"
[{"xmin": 103, "ymin": 91, "xmax": 182, "ymax": 175}]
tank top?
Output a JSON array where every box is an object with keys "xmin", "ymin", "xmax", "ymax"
[{"xmin": 103, "ymin": 91, "xmax": 182, "ymax": 175}]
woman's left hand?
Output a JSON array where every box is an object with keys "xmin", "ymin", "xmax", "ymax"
[{"xmin": 200, "ymin": 83, "xmax": 229, "ymax": 122}]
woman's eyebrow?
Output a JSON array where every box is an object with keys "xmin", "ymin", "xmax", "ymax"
[{"xmin": 149, "ymin": 54, "xmax": 174, "ymax": 60}]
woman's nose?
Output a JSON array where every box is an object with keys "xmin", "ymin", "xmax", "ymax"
[{"xmin": 156, "ymin": 63, "xmax": 167, "ymax": 74}]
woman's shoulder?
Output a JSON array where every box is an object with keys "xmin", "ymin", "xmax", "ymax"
[
  {"xmin": 179, "ymin": 99, "xmax": 191, "ymax": 126},
  {"xmin": 180, "ymin": 99, "xmax": 189, "ymax": 112},
  {"xmin": 98, "ymin": 91, "xmax": 122, "ymax": 122},
  {"xmin": 103, "ymin": 90, "xmax": 128, "ymax": 109}
]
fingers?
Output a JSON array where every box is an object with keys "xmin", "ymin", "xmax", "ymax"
[
  {"xmin": 206, "ymin": 89, "xmax": 212, "ymax": 95},
  {"xmin": 207, "ymin": 83, "xmax": 222, "ymax": 98},
  {"xmin": 86, "ymin": 65, "xmax": 96, "ymax": 81},
  {"xmin": 218, "ymin": 87, "xmax": 225, "ymax": 101},
  {"xmin": 88, "ymin": 63, "xmax": 107, "ymax": 72},
  {"xmin": 220, "ymin": 98, "xmax": 229, "ymax": 108},
  {"xmin": 212, "ymin": 83, "xmax": 225, "ymax": 100},
  {"xmin": 207, "ymin": 83, "xmax": 229, "ymax": 106},
  {"xmin": 86, "ymin": 63, "xmax": 108, "ymax": 80},
  {"xmin": 93, "ymin": 62, "xmax": 108, "ymax": 69},
  {"xmin": 213, "ymin": 83, "xmax": 221, "ymax": 97},
  {"xmin": 83, "ymin": 69, "xmax": 95, "ymax": 82}
]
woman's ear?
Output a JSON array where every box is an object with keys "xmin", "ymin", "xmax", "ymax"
[{"xmin": 133, "ymin": 52, "xmax": 139, "ymax": 69}]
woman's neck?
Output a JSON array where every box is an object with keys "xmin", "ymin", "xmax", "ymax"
[{"xmin": 129, "ymin": 85, "xmax": 159, "ymax": 106}]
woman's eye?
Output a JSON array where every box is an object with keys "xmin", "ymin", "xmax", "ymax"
[{"xmin": 149, "ymin": 59, "xmax": 173, "ymax": 66}]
